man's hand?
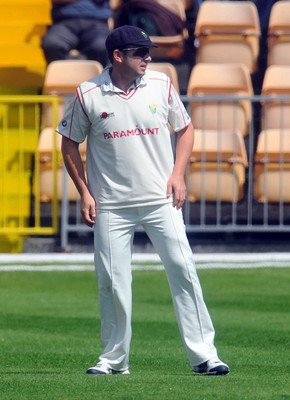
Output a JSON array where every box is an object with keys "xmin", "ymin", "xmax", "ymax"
[
  {"xmin": 61, "ymin": 136, "xmax": 96, "ymax": 226},
  {"xmin": 167, "ymin": 174, "xmax": 187, "ymax": 210},
  {"xmin": 81, "ymin": 192, "xmax": 96, "ymax": 227},
  {"xmin": 167, "ymin": 123, "xmax": 194, "ymax": 209}
]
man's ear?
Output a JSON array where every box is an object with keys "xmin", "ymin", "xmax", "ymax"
[{"xmin": 113, "ymin": 49, "xmax": 123, "ymax": 63}]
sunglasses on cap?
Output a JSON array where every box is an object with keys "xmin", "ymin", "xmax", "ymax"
[{"xmin": 121, "ymin": 47, "xmax": 151, "ymax": 58}]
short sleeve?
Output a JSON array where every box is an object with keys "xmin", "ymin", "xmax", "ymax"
[
  {"xmin": 168, "ymin": 84, "xmax": 191, "ymax": 132},
  {"xmin": 56, "ymin": 93, "xmax": 91, "ymax": 143}
]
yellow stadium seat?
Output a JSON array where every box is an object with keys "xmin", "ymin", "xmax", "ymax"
[
  {"xmin": 187, "ymin": 129, "xmax": 248, "ymax": 202},
  {"xmin": 0, "ymin": 0, "xmax": 51, "ymax": 89},
  {"xmin": 0, "ymin": 0, "xmax": 51, "ymax": 24},
  {"xmin": 254, "ymin": 129, "xmax": 290, "ymax": 203},
  {"xmin": 268, "ymin": 1, "xmax": 290, "ymax": 66},
  {"xmin": 187, "ymin": 63, "xmax": 253, "ymax": 137},
  {"xmin": 194, "ymin": 1, "xmax": 261, "ymax": 73}
]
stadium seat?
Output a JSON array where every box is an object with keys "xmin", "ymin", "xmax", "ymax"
[
  {"xmin": 255, "ymin": 65, "xmax": 290, "ymax": 203},
  {"xmin": 112, "ymin": 0, "xmax": 188, "ymax": 59},
  {"xmin": 0, "ymin": 0, "xmax": 51, "ymax": 89},
  {"xmin": 267, "ymin": 1, "xmax": 290, "ymax": 67},
  {"xmin": 254, "ymin": 129, "xmax": 290, "ymax": 203},
  {"xmin": 194, "ymin": 1, "xmax": 261, "ymax": 73},
  {"xmin": 147, "ymin": 62, "xmax": 180, "ymax": 93},
  {"xmin": 41, "ymin": 59, "xmax": 103, "ymax": 127},
  {"xmin": 145, "ymin": 0, "xmax": 189, "ymax": 60},
  {"xmin": 109, "ymin": 0, "xmax": 123, "ymax": 10},
  {"xmin": 187, "ymin": 129, "xmax": 248, "ymax": 202},
  {"xmin": 110, "ymin": 0, "xmax": 193, "ymax": 10},
  {"xmin": 186, "ymin": 63, "xmax": 253, "ymax": 137},
  {"xmin": 42, "ymin": 59, "xmax": 103, "ymax": 95},
  {"xmin": 260, "ymin": 65, "xmax": 290, "ymax": 132}
]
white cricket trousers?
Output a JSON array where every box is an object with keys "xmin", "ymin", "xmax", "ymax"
[{"xmin": 94, "ymin": 203, "xmax": 218, "ymax": 371}]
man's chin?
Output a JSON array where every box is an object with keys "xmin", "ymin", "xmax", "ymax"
[{"xmin": 139, "ymin": 66, "xmax": 147, "ymax": 75}]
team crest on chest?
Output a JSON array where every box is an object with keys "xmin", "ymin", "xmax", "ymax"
[{"xmin": 149, "ymin": 104, "xmax": 157, "ymax": 114}]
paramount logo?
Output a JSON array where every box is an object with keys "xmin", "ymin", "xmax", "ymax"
[{"xmin": 104, "ymin": 127, "xmax": 159, "ymax": 140}]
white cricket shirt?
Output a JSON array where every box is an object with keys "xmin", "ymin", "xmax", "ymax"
[{"xmin": 57, "ymin": 66, "xmax": 191, "ymax": 210}]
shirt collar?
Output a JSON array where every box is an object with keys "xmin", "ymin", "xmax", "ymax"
[{"xmin": 100, "ymin": 65, "xmax": 147, "ymax": 93}]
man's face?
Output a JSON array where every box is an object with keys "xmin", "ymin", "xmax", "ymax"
[{"xmin": 120, "ymin": 47, "xmax": 152, "ymax": 76}]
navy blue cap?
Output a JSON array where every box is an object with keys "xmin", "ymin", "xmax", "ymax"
[{"xmin": 105, "ymin": 25, "xmax": 158, "ymax": 51}]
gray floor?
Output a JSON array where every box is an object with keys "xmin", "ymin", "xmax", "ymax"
[{"xmin": 23, "ymin": 231, "xmax": 290, "ymax": 254}]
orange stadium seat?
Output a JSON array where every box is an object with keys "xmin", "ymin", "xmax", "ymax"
[
  {"xmin": 268, "ymin": 1, "xmax": 290, "ymax": 67},
  {"xmin": 120, "ymin": 0, "xmax": 189, "ymax": 60},
  {"xmin": 42, "ymin": 59, "xmax": 103, "ymax": 95},
  {"xmin": 194, "ymin": 1, "xmax": 261, "ymax": 73},
  {"xmin": 147, "ymin": 62, "xmax": 180, "ymax": 93},
  {"xmin": 150, "ymin": 0, "xmax": 188, "ymax": 59},
  {"xmin": 41, "ymin": 59, "xmax": 103, "ymax": 127},
  {"xmin": 254, "ymin": 129, "xmax": 290, "ymax": 203},
  {"xmin": 187, "ymin": 63, "xmax": 253, "ymax": 137},
  {"xmin": 260, "ymin": 65, "xmax": 290, "ymax": 132},
  {"xmin": 187, "ymin": 129, "xmax": 248, "ymax": 202},
  {"xmin": 255, "ymin": 64, "xmax": 290, "ymax": 203}
]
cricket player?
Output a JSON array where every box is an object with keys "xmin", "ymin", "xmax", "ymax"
[{"xmin": 57, "ymin": 25, "xmax": 230, "ymax": 376}]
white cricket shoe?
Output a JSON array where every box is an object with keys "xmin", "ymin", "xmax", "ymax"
[
  {"xmin": 193, "ymin": 358, "xmax": 230, "ymax": 375},
  {"xmin": 86, "ymin": 363, "xmax": 130, "ymax": 375}
]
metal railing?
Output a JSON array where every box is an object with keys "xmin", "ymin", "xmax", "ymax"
[
  {"xmin": 181, "ymin": 94, "xmax": 290, "ymax": 232},
  {"xmin": 0, "ymin": 95, "xmax": 59, "ymax": 237}
]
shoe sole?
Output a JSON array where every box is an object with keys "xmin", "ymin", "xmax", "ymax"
[
  {"xmin": 87, "ymin": 370, "xmax": 108, "ymax": 375},
  {"xmin": 86, "ymin": 368, "xmax": 130, "ymax": 375},
  {"xmin": 193, "ymin": 368, "xmax": 230, "ymax": 376},
  {"xmin": 207, "ymin": 370, "xmax": 230, "ymax": 376}
]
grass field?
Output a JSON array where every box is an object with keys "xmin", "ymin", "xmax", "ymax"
[{"xmin": 1, "ymin": 266, "xmax": 290, "ymax": 400}]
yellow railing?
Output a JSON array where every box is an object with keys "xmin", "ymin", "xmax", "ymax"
[{"xmin": 0, "ymin": 95, "xmax": 59, "ymax": 251}]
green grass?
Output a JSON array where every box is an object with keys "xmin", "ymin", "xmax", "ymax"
[{"xmin": 1, "ymin": 267, "xmax": 290, "ymax": 400}]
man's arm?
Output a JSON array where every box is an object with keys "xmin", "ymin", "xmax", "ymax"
[
  {"xmin": 61, "ymin": 136, "xmax": 96, "ymax": 227},
  {"xmin": 167, "ymin": 122, "xmax": 194, "ymax": 209}
]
